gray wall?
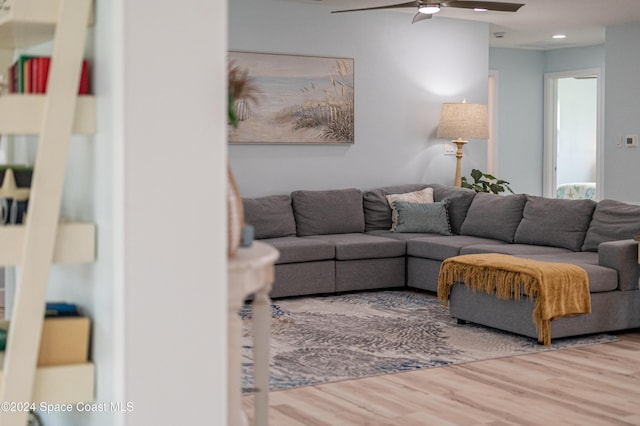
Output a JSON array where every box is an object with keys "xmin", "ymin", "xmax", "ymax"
[
  {"xmin": 604, "ymin": 22, "xmax": 640, "ymax": 202},
  {"xmin": 544, "ymin": 45, "xmax": 605, "ymax": 73},
  {"xmin": 489, "ymin": 44, "xmax": 606, "ymax": 196},
  {"xmin": 228, "ymin": 0, "xmax": 490, "ymax": 197},
  {"xmin": 491, "ymin": 34, "xmax": 640, "ymax": 202},
  {"xmin": 230, "ymin": 0, "xmax": 639, "ymax": 203},
  {"xmin": 489, "ymin": 48, "xmax": 545, "ymax": 196}
]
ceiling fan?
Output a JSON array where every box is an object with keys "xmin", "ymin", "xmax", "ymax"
[{"xmin": 331, "ymin": 1, "xmax": 525, "ymax": 24}]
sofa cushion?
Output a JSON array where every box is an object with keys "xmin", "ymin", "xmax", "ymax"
[
  {"xmin": 432, "ymin": 185, "xmax": 476, "ymax": 235},
  {"xmin": 393, "ymin": 201, "xmax": 452, "ymax": 235},
  {"xmin": 366, "ymin": 230, "xmax": 442, "ymax": 241},
  {"xmin": 514, "ymin": 196, "xmax": 596, "ymax": 251},
  {"xmin": 460, "ymin": 193, "xmax": 526, "ymax": 242},
  {"xmin": 407, "ymin": 235, "xmax": 507, "ymax": 261},
  {"xmin": 260, "ymin": 236, "xmax": 334, "ymax": 264},
  {"xmin": 291, "ymin": 188, "xmax": 365, "ymax": 236},
  {"xmin": 518, "ymin": 254, "xmax": 618, "ymax": 293},
  {"xmin": 518, "ymin": 251, "xmax": 599, "ymax": 266},
  {"xmin": 306, "ymin": 233, "xmax": 406, "ymax": 260},
  {"xmin": 460, "ymin": 244, "xmax": 572, "ymax": 256},
  {"xmin": 243, "ymin": 195, "xmax": 297, "ymax": 240},
  {"xmin": 582, "ymin": 199, "xmax": 640, "ymax": 251},
  {"xmin": 386, "ymin": 188, "xmax": 434, "ymax": 231},
  {"xmin": 362, "ymin": 184, "xmax": 431, "ymax": 231}
]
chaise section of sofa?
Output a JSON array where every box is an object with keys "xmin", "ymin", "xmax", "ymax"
[{"xmin": 447, "ymin": 195, "xmax": 640, "ymax": 340}]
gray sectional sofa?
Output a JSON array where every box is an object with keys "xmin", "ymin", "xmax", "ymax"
[{"xmin": 242, "ymin": 183, "xmax": 640, "ymax": 341}]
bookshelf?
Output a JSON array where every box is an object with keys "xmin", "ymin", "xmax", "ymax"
[
  {"xmin": 0, "ymin": 95, "xmax": 96, "ymax": 134},
  {"xmin": 0, "ymin": 0, "xmax": 96, "ymax": 424}
]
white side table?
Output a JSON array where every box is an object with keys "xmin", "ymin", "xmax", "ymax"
[{"xmin": 228, "ymin": 241, "xmax": 279, "ymax": 426}]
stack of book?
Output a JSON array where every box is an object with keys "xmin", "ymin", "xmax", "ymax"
[{"xmin": 7, "ymin": 55, "xmax": 90, "ymax": 94}]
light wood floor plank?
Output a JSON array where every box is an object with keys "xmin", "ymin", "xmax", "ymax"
[{"xmin": 243, "ymin": 330, "xmax": 640, "ymax": 425}]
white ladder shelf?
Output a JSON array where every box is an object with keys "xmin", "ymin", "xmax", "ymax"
[{"xmin": 0, "ymin": 0, "xmax": 96, "ymax": 424}]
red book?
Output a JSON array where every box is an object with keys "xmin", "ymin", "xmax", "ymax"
[
  {"xmin": 31, "ymin": 57, "xmax": 38, "ymax": 93},
  {"xmin": 78, "ymin": 60, "xmax": 89, "ymax": 95},
  {"xmin": 40, "ymin": 58, "xmax": 89, "ymax": 94},
  {"xmin": 36, "ymin": 57, "xmax": 50, "ymax": 94}
]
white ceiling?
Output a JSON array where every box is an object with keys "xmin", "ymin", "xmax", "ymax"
[{"xmin": 313, "ymin": 0, "xmax": 640, "ymax": 49}]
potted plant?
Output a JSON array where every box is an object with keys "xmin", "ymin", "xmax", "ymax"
[
  {"xmin": 226, "ymin": 61, "xmax": 259, "ymax": 256},
  {"xmin": 461, "ymin": 169, "xmax": 514, "ymax": 194}
]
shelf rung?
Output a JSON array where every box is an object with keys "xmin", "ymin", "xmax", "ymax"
[
  {"xmin": 0, "ymin": 363, "xmax": 94, "ymax": 404},
  {"xmin": 0, "ymin": 0, "xmax": 95, "ymax": 49},
  {"xmin": 0, "ymin": 95, "xmax": 95, "ymax": 135},
  {"xmin": 0, "ymin": 221, "xmax": 95, "ymax": 266}
]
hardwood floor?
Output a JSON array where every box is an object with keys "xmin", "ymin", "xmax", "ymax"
[{"xmin": 243, "ymin": 331, "xmax": 640, "ymax": 425}]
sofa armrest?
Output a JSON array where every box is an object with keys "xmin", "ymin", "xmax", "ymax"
[{"xmin": 598, "ymin": 239, "xmax": 640, "ymax": 291}]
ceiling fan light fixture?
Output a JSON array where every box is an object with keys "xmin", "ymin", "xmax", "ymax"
[{"xmin": 418, "ymin": 3, "xmax": 441, "ymax": 14}]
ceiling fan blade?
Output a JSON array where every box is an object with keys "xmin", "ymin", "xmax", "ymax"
[
  {"xmin": 442, "ymin": 1, "xmax": 524, "ymax": 12},
  {"xmin": 331, "ymin": 1, "xmax": 418, "ymax": 14},
  {"xmin": 412, "ymin": 12, "xmax": 434, "ymax": 24}
]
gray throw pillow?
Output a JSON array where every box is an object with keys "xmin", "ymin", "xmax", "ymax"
[
  {"xmin": 582, "ymin": 199, "xmax": 640, "ymax": 251},
  {"xmin": 362, "ymin": 184, "xmax": 432, "ymax": 231},
  {"xmin": 393, "ymin": 201, "xmax": 452, "ymax": 235},
  {"xmin": 432, "ymin": 186, "xmax": 476, "ymax": 234},
  {"xmin": 386, "ymin": 187, "xmax": 434, "ymax": 231},
  {"xmin": 460, "ymin": 192, "xmax": 527, "ymax": 242},
  {"xmin": 514, "ymin": 195, "xmax": 596, "ymax": 251},
  {"xmin": 291, "ymin": 188, "xmax": 365, "ymax": 236},
  {"xmin": 242, "ymin": 195, "xmax": 297, "ymax": 240}
]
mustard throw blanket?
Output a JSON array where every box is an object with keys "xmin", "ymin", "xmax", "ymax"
[{"xmin": 437, "ymin": 254, "xmax": 591, "ymax": 346}]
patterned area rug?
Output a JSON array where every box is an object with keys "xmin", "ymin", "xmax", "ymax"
[{"xmin": 241, "ymin": 290, "xmax": 616, "ymax": 392}]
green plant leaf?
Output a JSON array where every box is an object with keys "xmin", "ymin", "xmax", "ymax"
[
  {"xmin": 462, "ymin": 168, "xmax": 515, "ymax": 194},
  {"xmin": 470, "ymin": 169, "xmax": 483, "ymax": 182},
  {"xmin": 228, "ymin": 94, "xmax": 239, "ymax": 128}
]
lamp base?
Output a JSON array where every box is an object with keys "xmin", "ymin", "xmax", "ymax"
[{"xmin": 453, "ymin": 138, "xmax": 467, "ymax": 187}]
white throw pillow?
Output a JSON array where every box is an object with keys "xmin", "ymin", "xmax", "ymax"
[{"xmin": 386, "ymin": 187, "xmax": 434, "ymax": 231}]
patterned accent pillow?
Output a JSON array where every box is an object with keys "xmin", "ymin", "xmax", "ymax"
[
  {"xmin": 393, "ymin": 201, "xmax": 452, "ymax": 235},
  {"xmin": 385, "ymin": 187, "xmax": 434, "ymax": 231}
]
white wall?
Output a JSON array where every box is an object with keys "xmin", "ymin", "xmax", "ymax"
[
  {"xmin": 604, "ymin": 22, "xmax": 640, "ymax": 202},
  {"xmin": 488, "ymin": 45, "xmax": 606, "ymax": 196},
  {"xmin": 40, "ymin": 0, "xmax": 229, "ymax": 425},
  {"xmin": 228, "ymin": 0, "xmax": 490, "ymax": 197},
  {"xmin": 489, "ymin": 48, "xmax": 545, "ymax": 195}
]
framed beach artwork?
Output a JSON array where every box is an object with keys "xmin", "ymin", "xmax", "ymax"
[{"xmin": 228, "ymin": 51, "xmax": 354, "ymax": 145}]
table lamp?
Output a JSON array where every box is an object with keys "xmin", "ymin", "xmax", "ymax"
[{"xmin": 437, "ymin": 100, "xmax": 489, "ymax": 186}]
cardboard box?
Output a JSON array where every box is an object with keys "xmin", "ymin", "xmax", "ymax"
[
  {"xmin": 38, "ymin": 317, "xmax": 90, "ymax": 366},
  {"xmin": 0, "ymin": 316, "xmax": 90, "ymax": 366}
]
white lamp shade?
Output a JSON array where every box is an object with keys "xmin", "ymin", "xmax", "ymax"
[{"xmin": 437, "ymin": 102, "xmax": 489, "ymax": 140}]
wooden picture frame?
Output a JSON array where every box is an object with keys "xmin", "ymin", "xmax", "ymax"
[{"xmin": 228, "ymin": 51, "xmax": 354, "ymax": 145}]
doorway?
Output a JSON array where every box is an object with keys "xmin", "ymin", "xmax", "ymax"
[{"xmin": 543, "ymin": 69, "xmax": 603, "ymax": 200}]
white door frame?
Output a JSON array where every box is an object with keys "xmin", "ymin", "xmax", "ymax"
[
  {"xmin": 488, "ymin": 70, "xmax": 499, "ymax": 176},
  {"xmin": 543, "ymin": 68, "xmax": 604, "ymax": 199}
]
